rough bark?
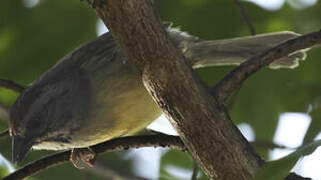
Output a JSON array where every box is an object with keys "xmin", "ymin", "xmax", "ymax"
[{"xmin": 92, "ymin": 0, "xmax": 263, "ymax": 179}]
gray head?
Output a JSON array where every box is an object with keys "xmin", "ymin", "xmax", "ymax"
[
  {"xmin": 10, "ymin": 65, "xmax": 91, "ymax": 164},
  {"xmin": 10, "ymin": 85, "xmax": 42, "ymax": 163}
]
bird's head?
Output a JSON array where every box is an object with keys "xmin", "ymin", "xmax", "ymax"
[{"xmin": 9, "ymin": 81, "xmax": 78, "ymax": 164}]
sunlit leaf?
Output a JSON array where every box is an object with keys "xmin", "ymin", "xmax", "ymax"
[{"xmin": 254, "ymin": 140, "xmax": 321, "ymax": 180}]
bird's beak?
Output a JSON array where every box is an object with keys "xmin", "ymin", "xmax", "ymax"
[{"xmin": 12, "ymin": 136, "xmax": 32, "ymax": 164}]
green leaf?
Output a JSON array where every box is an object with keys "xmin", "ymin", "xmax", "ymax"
[
  {"xmin": 0, "ymin": 165, "xmax": 9, "ymax": 178},
  {"xmin": 254, "ymin": 140, "xmax": 321, "ymax": 180}
]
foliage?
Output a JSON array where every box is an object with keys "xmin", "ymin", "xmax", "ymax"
[{"xmin": 255, "ymin": 140, "xmax": 321, "ymax": 180}]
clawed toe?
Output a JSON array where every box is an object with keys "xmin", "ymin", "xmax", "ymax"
[{"xmin": 70, "ymin": 147, "xmax": 97, "ymax": 169}]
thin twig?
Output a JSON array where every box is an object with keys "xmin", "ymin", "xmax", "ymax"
[
  {"xmin": 213, "ymin": 30, "xmax": 321, "ymax": 102},
  {"xmin": 191, "ymin": 161, "xmax": 199, "ymax": 180},
  {"xmin": 233, "ymin": 0, "xmax": 256, "ymax": 35},
  {"xmin": 228, "ymin": 0, "xmax": 255, "ymax": 108},
  {"xmin": 0, "ymin": 129, "xmax": 9, "ymax": 137},
  {"xmin": 3, "ymin": 135, "xmax": 184, "ymax": 180},
  {"xmin": 250, "ymin": 140, "xmax": 293, "ymax": 150},
  {"xmin": 1, "ymin": 134, "xmax": 310, "ymax": 180},
  {"xmin": 0, "ymin": 78, "xmax": 25, "ymax": 93}
]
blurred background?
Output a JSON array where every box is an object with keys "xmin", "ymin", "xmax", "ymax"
[{"xmin": 0, "ymin": 0, "xmax": 321, "ymax": 179}]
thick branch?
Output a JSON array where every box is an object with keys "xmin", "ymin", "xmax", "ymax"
[
  {"xmin": 3, "ymin": 135, "xmax": 184, "ymax": 180},
  {"xmin": 2, "ymin": 133, "xmax": 308, "ymax": 180},
  {"xmin": 92, "ymin": 0, "xmax": 262, "ymax": 179},
  {"xmin": 213, "ymin": 30, "xmax": 321, "ymax": 102},
  {"xmin": 0, "ymin": 79, "xmax": 25, "ymax": 93}
]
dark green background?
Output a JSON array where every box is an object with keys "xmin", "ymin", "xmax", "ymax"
[{"xmin": 0, "ymin": 0, "xmax": 320, "ymax": 179}]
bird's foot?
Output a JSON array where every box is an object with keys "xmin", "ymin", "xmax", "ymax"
[{"xmin": 70, "ymin": 147, "xmax": 97, "ymax": 169}]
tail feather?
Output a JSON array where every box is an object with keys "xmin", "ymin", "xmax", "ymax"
[{"xmin": 167, "ymin": 27, "xmax": 309, "ymax": 69}]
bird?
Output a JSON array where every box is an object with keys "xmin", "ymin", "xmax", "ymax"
[{"xmin": 9, "ymin": 23, "xmax": 308, "ymax": 167}]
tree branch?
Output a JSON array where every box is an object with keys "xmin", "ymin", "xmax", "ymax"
[
  {"xmin": 3, "ymin": 135, "xmax": 184, "ymax": 180},
  {"xmin": 251, "ymin": 140, "xmax": 293, "ymax": 150},
  {"xmin": 0, "ymin": 79, "xmax": 25, "ymax": 93},
  {"xmin": 213, "ymin": 30, "xmax": 321, "ymax": 102},
  {"xmin": 191, "ymin": 161, "xmax": 199, "ymax": 180},
  {"xmin": 2, "ymin": 133, "xmax": 310, "ymax": 180},
  {"xmin": 233, "ymin": 0, "xmax": 256, "ymax": 35},
  {"xmin": 91, "ymin": 0, "xmax": 263, "ymax": 179}
]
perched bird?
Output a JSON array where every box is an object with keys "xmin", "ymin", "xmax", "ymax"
[{"xmin": 9, "ymin": 25, "xmax": 307, "ymax": 167}]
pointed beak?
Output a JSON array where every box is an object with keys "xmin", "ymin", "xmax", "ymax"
[{"xmin": 12, "ymin": 136, "xmax": 32, "ymax": 164}]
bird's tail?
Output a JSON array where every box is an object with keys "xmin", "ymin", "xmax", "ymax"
[{"xmin": 168, "ymin": 27, "xmax": 308, "ymax": 69}]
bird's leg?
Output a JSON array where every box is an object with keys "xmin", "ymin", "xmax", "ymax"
[{"xmin": 70, "ymin": 147, "xmax": 97, "ymax": 169}]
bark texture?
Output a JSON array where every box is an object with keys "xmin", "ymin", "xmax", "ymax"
[{"xmin": 92, "ymin": 0, "xmax": 263, "ymax": 179}]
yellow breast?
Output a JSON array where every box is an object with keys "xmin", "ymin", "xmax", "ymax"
[{"xmin": 72, "ymin": 62, "xmax": 161, "ymax": 147}]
